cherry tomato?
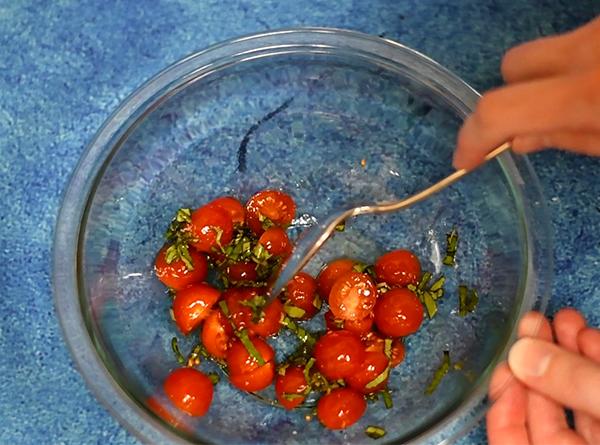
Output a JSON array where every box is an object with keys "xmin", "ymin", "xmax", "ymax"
[
  {"xmin": 226, "ymin": 337, "xmax": 275, "ymax": 391},
  {"xmin": 154, "ymin": 245, "xmax": 208, "ymax": 290},
  {"xmin": 316, "ymin": 259, "xmax": 356, "ymax": 301},
  {"xmin": 275, "ymin": 366, "xmax": 309, "ymax": 410},
  {"xmin": 285, "ymin": 272, "xmax": 319, "ymax": 319},
  {"xmin": 346, "ymin": 350, "xmax": 389, "ymax": 394},
  {"xmin": 258, "ymin": 226, "xmax": 292, "ymax": 257},
  {"xmin": 226, "ymin": 261, "xmax": 258, "ymax": 284},
  {"xmin": 225, "ymin": 288, "xmax": 283, "ymax": 337},
  {"xmin": 201, "ymin": 309, "xmax": 233, "ymax": 359},
  {"xmin": 207, "ymin": 196, "xmax": 245, "ymax": 225},
  {"xmin": 324, "ymin": 310, "xmax": 373, "ymax": 334},
  {"xmin": 374, "ymin": 249, "xmax": 421, "ymax": 287},
  {"xmin": 328, "ymin": 271, "xmax": 377, "ymax": 321},
  {"xmin": 163, "ymin": 367, "xmax": 214, "ymax": 417},
  {"xmin": 189, "ymin": 205, "xmax": 234, "ymax": 252},
  {"xmin": 363, "ymin": 333, "xmax": 406, "ymax": 368},
  {"xmin": 316, "ymin": 388, "xmax": 366, "ymax": 430},
  {"xmin": 173, "ymin": 283, "xmax": 221, "ymax": 335},
  {"xmin": 374, "ymin": 288, "xmax": 424, "ymax": 337},
  {"xmin": 245, "ymin": 189, "xmax": 296, "ymax": 235},
  {"xmin": 313, "ymin": 330, "xmax": 365, "ymax": 380},
  {"xmin": 229, "ymin": 361, "xmax": 276, "ymax": 392}
]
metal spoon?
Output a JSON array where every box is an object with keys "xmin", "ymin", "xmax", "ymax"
[{"xmin": 267, "ymin": 141, "xmax": 511, "ymax": 301}]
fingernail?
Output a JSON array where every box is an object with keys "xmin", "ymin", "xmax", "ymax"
[{"xmin": 508, "ymin": 338, "xmax": 553, "ymax": 378}]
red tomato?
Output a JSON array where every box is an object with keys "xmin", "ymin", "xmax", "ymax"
[
  {"xmin": 189, "ymin": 205, "xmax": 234, "ymax": 253},
  {"xmin": 275, "ymin": 366, "xmax": 309, "ymax": 410},
  {"xmin": 374, "ymin": 249, "xmax": 421, "ymax": 287},
  {"xmin": 147, "ymin": 396, "xmax": 184, "ymax": 428},
  {"xmin": 226, "ymin": 262, "xmax": 258, "ymax": 284},
  {"xmin": 374, "ymin": 288, "xmax": 424, "ymax": 337},
  {"xmin": 229, "ymin": 361, "xmax": 276, "ymax": 392},
  {"xmin": 201, "ymin": 309, "xmax": 233, "ymax": 359},
  {"xmin": 245, "ymin": 190, "xmax": 296, "ymax": 235},
  {"xmin": 346, "ymin": 350, "xmax": 389, "ymax": 394},
  {"xmin": 316, "ymin": 259, "xmax": 356, "ymax": 301},
  {"xmin": 313, "ymin": 330, "xmax": 365, "ymax": 380},
  {"xmin": 163, "ymin": 368, "xmax": 214, "ymax": 417},
  {"xmin": 363, "ymin": 333, "xmax": 406, "ymax": 368},
  {"xmin": 285, "ymin": 272, "xmax": 319, "ymax": 320},
  {"xmin": 258, "ymin": 226, "xmax": 293, "ymax": 257},
  {"xmin": 328, "ymin": 272, "xmax": 377, "ymax": 321},
  {"xmin": 226, "ymin": 337, "xmax": 275, "ymax": 391},
  {"xmin": 173, "ymin": 283, "xmax": 221, "ymax": 335},
  {"xmin": 225, "ymin": 288, "xmax": 283, "ymax": 337},
  {"xmin": 207, "ymin": 196, "xmax": 245, "ymax": 225},
  {"xmin": 316, "ymin": 388, "xmax": 366, "ymax": 430},
  {"xmin": 154, "ymin": 245, "xmax": 208, "ymax": 290},
  {"xmin": 344, "ymin": 313, "xmax": 374, "ymax": 335}
]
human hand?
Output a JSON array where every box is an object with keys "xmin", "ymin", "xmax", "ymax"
[
  {"xmin": 453, "ymin": 16, "xmax": 600, "ymax": 170},
  {"xmin": 486, "ymin": 309, "xmax": 600, "ymax": 445}
]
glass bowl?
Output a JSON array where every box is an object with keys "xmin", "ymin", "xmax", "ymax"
[{"xmin": 53, "ymin": 28, "xmax": 552, "ymax": 444}]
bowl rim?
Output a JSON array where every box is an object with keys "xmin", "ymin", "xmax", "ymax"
[{"xmin": 52, "ymin": 26, "xmax": 553, "ymax": 445}]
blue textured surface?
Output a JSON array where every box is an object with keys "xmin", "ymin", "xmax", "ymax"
[{"xmin": 1, "ymin": 1, "xmax": 599, "ymax": 444}]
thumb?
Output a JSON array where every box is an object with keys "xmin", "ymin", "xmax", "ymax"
[{"xmin": 508, "ymin": 338, "xmax": 600, "ymax": 419}]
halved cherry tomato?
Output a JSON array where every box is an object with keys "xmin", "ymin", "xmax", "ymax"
[
  {"xmin": 226, "ymin": 261, "xmax": 258, "ymax": 284},
  {"xmin": 316, "ymin": 388, "xmax": 366, "ymax": 430},
  {"xmin": 275, "ymin": 366, "xmax": 309, "ymax": 410},
  {"xmin": 374, "ymin": 288, "xmax": 424, "ymax": 337},
  {"xmin": 163, "ymin": 367, "xmax": 214, "ymax": 417},
  {"xmin": 189, "ymin": 205, "xmax": 234, "ymax": 252},
  {"xmin": 173, "ymin": 283, "xmax": 221, "ymax": 335},
  {"xmin": 328, "ymin": 271, "xmax": 377, "ymax": 321},
  {"xmin": 154, "ymin": 245, "xmax": 208, "ymax": 290},
  {"xmin": 201, "ymin": 309, "xmax": 233, "ymax": 359},
  {"xmin": 324, "ymin": 309, "xmax": 372, "ymax": 334},
  {"xmin": 316, "ymin": 258, "xmax": 356, "ymax": 301},
  {"xmin": 363, "ymin": 333, "xmax": 406, "ymax": 368},
  {"xmin": 245, "ymin": 189, "xmax": 296, "ymax": 235},
  {"xmin": 225, "ymin": 288, "xmax": 283, "ymax": 337},
  {"xmin": 284, "ymin": 272, "xmax": 319, "ymax": 320},
  {"xmin": 313, "ymin": 330, "xmax": 365, "ymax": 380},
  {"xmin": 346, "ymin": 350, "xmax": 389, "ymax": 394},
  {"xmin": 226, "ymin": 337, "xmax": 275, "ymax": 391},
  {"xmin": 207, "ymin": 196, "xmax": 245, "ymax": 225},
  {"xmin": 258, "ymin": 226, "xmax": 292, "ymax": 257},
  {"xmin": 374, "ymin": 249, "xmax": 421, "ymax": 287}
]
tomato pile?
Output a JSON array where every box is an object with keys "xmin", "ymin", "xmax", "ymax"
[{"xmin": 151, "ymin": 189, "xmax": 437, "ymax": 432}]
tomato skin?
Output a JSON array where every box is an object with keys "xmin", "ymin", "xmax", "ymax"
[
  {"xmin": 275, "ymin": 366, "xmax": 309, "ymax": 410},
  {"xmin": 313, "ymin": 330, "xmax": 365, "ymax": 380},
  {"xmin": 316, "ymin": 388, "xmax": 366, "ymax": 430},
  {"xmin": 316, "ymin": 259, "xmax": 356, "ymax": 301},
  {"xmin": 147, "ymin": 396, "xmax": 186, "ymax": 428},
  {"xmin": 346, "ymin": 350, "xmax": 389, "ymax": 394},
  {"xmin": 225, "ymin": 288, "xmax": 283, "ymax": 337},
  {"xmin": 362, "ymin": 333, "xmax": 406, "ymax": 368},
  {"xmin": 173, "ymin": 283, "xmax": 221, "ymax": 335},
  {"xmin": 258, "ymin": 226, "xmax": 292, "ymax": 257},
  {"xmin": 245, "ymin": 190, "xmax": 296, "ymax": 235},
  {"xmin": 374, "ymin": 249, "xmax": 421, "ymax": 287},
  {"xmin": 154, "ymin": 245, "xmax": 208, "ymax": 290},
  {"xmin": 207, "ymin": 196, "xmax": 245, "ymax": 225},
  {"xmin": 189, "ymin": 205, "xmax": 234, "ymax": 252},
  {"xmin": 285, "ymin": 272, "xmax": 319, "ymax": 319},
  {"xmin": 226, "ymin": 262, "xmax": 258, "ymax": 284},
  {"xmin": 226, "ymin": 337, "xmax": 275, "ymax": 391},
  {"xmin": 324, "ymin": 310, "xmax": 373, "ymax": 334},
  {"xmin": 229, "ymin": 361, "xmax": 275, "ymax": 392},
  {"xmin": 374, "ymin": 288, "xmax": 424, "ymax": 337},
  {"xmin": 201, "ymin": 309, "xmax": 233, "ymax": 359},
  {"xmin": 328, "ymin": 272, "xmax": 377, "ymax": 321},
  {"xmin": 163, "ymin": 368, "xmax": 214, "ymax": 417}
]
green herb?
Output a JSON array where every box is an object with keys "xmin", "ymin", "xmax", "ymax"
[
  {"xmin": 312, "ymin": 294, "xmax": 322, "ymax": 310},
  {"xmin": 282, "ymin": 316, "xmax": 317, "ymax": 346},
  {"xmin": 303, "ymin": 357, "xmax": 316, "ymax": 383},
  {"xmin": 376, "ymin": 282, "xmax": 390, "ymax": 294},
  {"xmin": 283, "ymin": 393, "xmax": 305, "ymax": 401},
  {"xmin": 383, "ymin": 338, "xmax": 393, "ymax": 359},
  {"xmin": 443, "ymin": 228, "xmax": 459, "ymax": 266},
  {"xmin": 352, "ymin": 262, "xmax": 376, "ymax": 279},
  {"xmin": 417, "ymin": 271, "xmax": 432, "ymax": 293},
  {"xmin": 257, "ymin": 213, "xmax": 275, "ymax": 230},
  {"xmin": 422, "ymin": 291, "xmax": 438, "ymax": 319},
  {"xmin": 239, "ymin": 294, "xmax": 267, "ymax": 323},
  {"xmin": 411, "ymin": 272, "xmax": 445, "ymax": 319},
  {"xmin": 334, "ymin": 221, "xmax": 346, "ymax": 232},
  {"xmin": 283, "ymin": 303, "xmax": 306, "ymax": 319},
  {"xmin": 218, "ymin": 300, "xmax": 266, "ymax": 365},
  {"xmin": 171, "ymin": 337, "xmax": 185, "ymax": 365},
  {"xmin": 425, "ymin": 350, "xmax": 451, "ymax": 395},
  {"xmin": 163, "ymin": 208, "xmax": 197, "ymax": 270},
  {"xmin": 381, "ymin": 389, "xmax": 393, "ymax": 409},
  {"xmin": 165, "ymin": 208, "xmax": 192, "ymax": 241},
  {"xmin": 365, "ymin": 425, "xmax": 386, "ymax": 439},
  {"xmin": 167, "ymin": 288, "xmax": 177, "ymax": 299},
  {"xmin": 208, "ymin": 372, "xmax": 220, "ymax": 385},
  {"xmin": 430, "ymin": 276, "xmax": 445, "ymax": 293},
  {"xmin": 458, "ymin": 285, "xmax": 479, "ymax": 316},
  {"xmin": 365, "ymin": 367, "xmax": 390, "ymax": 389}
]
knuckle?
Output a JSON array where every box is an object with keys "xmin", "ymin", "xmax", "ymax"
[{"xmin": 473, "ymin": 92, "xmax": 501, "ymax": 128}]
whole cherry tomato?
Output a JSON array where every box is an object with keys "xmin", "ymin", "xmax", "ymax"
[
  {"xmin": 207, "ymin": 196, "xmax": 245, "ymax": 225},
  {"xmin": 163, "ymin": 367, "xmax": 214, "ymax": 417},
  {"xmin": 313, "ymin": 330, "xmax": 365, "ymax": 380},
  {"xmin": 316, "ymin": 388, "xmax": 366, "ymax": 430},
  {"xmin": 284, "ymin": 272, "xmax": 319, "ymax": 320},
  {"xmin": 275, "ymin": 365, "xmax": 309, "ymax": 410},
  {"xmin": 173, "ymin": 283, "xmax": 221, "ymax": 335},
  {"xmin": 154, "ymin": 245, "xmax": 208, "ymax": 290},
  {"xmin": 225, "ymin": 288, "xmax": 283, "ymax": 337},
  {"xmin": 316, "ymin": 258, "xmax": 356, "ymax": 301},
  {"xmin": 345, "ymin": 350, "xmax": 389, "ymax": 394},
  {"xmin": 258, "ymin": 226, "xmax": 293, "ymax": 257},
  {"xmin": 201, "ymin": 309, "xmax": 233, "ymax": 359},
  {"xmin": 374, "ymin": 249, "xmax": 421, "ymax": 287},
  {"xmin": 374, "ymin": 288, "xmax": 424, "ymax": 337},
  {"xmin": 245, "ymin": 190, "xmax": 296, "ymax": 235},
  {"xmin": 189, "ymin": 205, "xmax": 234, "ymax": 252},
  {"xmin": 226, "ymin": 337, "xmax": 275, "ymax": 392},
  {"xmin": 328, "ymin": 271, "xmax": 377, "ymax": 321},
  {"xmin": 226, "ymin": 261, "xmax": 258, "ymax": 284}
]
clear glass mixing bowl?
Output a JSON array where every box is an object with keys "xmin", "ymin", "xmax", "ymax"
[{"xmin": 53, "ymin": 28, "xmax": 552, "ymax": 444}]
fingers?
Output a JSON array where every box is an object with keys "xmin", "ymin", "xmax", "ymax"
[
  {"xmin": 512, "ymin": 130, "xmax": 600, "ymax": 157},
  {"xmin": 518, "ymin": 311, "xmax": 553, "ymax": 341},
  {"xmin": 578, "ymin": 328, "xmax": 600, "ymax": 362},
  {"xmin": 553, "ymin": 308, "xmax": 587, "ymax": 352},
  {"xmin": 502, "ymin": 16, "xmax": 600, "ymax": 83},
  {"xmin": 509, "ymin": 338, "xmax": 600, "ymax": 419}
]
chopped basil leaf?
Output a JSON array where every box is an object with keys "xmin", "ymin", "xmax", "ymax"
[
  {"xmin": 382, "ymin": 389, "xmax": 393, "ymax": 409},
  {"xmin": 383, "ymin": 338, "xmax": 393, "ymax": 360},
  {"xmin": 208, "ymin": 372, "xmax": 220, "ymax": 385},
  {"xmin": 283, "ymin": 393, "xmax": 305, "ymax": 401},
  {"xmin": 312, "ymin": 294, "xmax": 322, "ymax": 310},
  {"xmin": 442, "ymin": 228, "xmax": 459, "ymax": 266},
  {"xmin": 458, "ymin": 285, "xmax": 479, "ymax": 316},
  {"xmin": 365, "ymin": 367, "xmax": 390, "ymax": 389},
  {"xmin": 365, "ymin": 425, "xmax": 386, "ymax": 439},
  {"xmin": 239, "ymin": 294, "xmax": 267, "ymax": 323},
  {"xmin": 334, "ymin": 221, "xmax": 346, "ymax": 232},
  {"xmin": 430, "ymin": 276, "xmax": 446, "ymax": 292},
  {"xmin": 282, "ymin": 316, "xmax": 316, "ymax": 346},
  {"xmin": 237, "ymin": 328, "xmax": 266, "ymax": 366},
  {"xmin": 425, "ymin": 350, "xmax": 451, "ymax": 395},
  {"xmin": 283, "ymin": 303, "xmax": 306, "ymax": 319},
  {"xmin": 417, "ymin": 271, "xmax": 432, "ymax": 293},
  {"xmin": 423, "ymin": 291, "xmax": 437, "ymax": 319},
  {"xmin": 171, "ymin": 337, "xmax": 185, "ymax": 365},
  {"xmin": 303, "ymin": 357, "xmax": 316, "ymax": 383}
]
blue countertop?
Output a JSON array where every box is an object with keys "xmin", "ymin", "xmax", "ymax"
[{"xmin": 1, "ymin": 1, "xmax": 599, "ymax": 444}]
